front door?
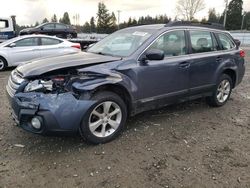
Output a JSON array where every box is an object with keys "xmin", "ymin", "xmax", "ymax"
[
  {"xmin": 136, "ymin": 30, "xmax": 190, "ymax": 107},
  {"xmin": 9, "ymin": 37, "xmax": 41, "ymax": 65}
]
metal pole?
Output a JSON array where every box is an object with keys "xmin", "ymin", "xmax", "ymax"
[
  {"xmin": 241, "ymin": 12, "xmax": 246, "ymax": 30},
  {"xmin": 223, "ymin": 0, "xmax": 228, "ymax": 27},
  {"xmin": 117, "ymin": 10, "xmax": 121, "ymax": 30}
]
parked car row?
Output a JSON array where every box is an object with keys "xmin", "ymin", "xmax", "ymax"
[
  {"xmin": 0, "ymin": 35, "xmax": 81, "ymax": 70},
  {"xmin": 5, "ymin": 21, "xmax": 245, "ymax": 144}
]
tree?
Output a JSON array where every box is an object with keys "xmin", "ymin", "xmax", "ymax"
[
  {"xmin": 51, "ymin": 14, "xmax": 58, "ymax": 22},
  {"xmin": 176, "ymin": 0, "xmax": 205, "ymax": 21},
  {"xmin": 226, "ymin": 0, "xmax": 243, "ymax": 30},
  {"xmin": 83, "ymin": 22, "xmax": 91, "ymax": 33},
  {"xmin": 90, "ymin": 17, "xmax": 96, "ymax": 33},
  {"xmin": 60, "ymin": 12, "xmax": 71, "ymax": 25},
  {"xmin": 208, "ymin": 8, "xmax": 220, "ymax": 23},
  {"xmin": 42, "ymin": 18, "xmax": 49, "ymax": 23},
  {"xmin": 34, "ymin": 21, "xmax": 39, "ymax": 26},
  {"xmin": 243, "ymin": 12, "xmax": 250, "ymax": 30},
  {"xmin": 96, "ymin": 2, "xmax": 116, "ymax": 33}
]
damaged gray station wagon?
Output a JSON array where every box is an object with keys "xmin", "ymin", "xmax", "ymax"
[{"xmin": 6, "ymin": 21, "xmax": 245, "ymax": 144}]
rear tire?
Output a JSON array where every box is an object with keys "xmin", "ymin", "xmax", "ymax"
[
  {"xmin": 206, "ymin": 74, "xmax": 232, "ymax": 107},
  {"xmin": 79, "ymin": 91, "xmax": 127, "ymax": 144},
  {"xmin": 0, "ymin": 57, "xmax": 7, "ymax": 71}
]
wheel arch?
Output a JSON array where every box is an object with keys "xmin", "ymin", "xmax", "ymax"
[
  {"xmin": 222, "ymin": 69, "xmax": 237, "ymax": 88},
  {"xmin": 0, "ymin": 55, "xmax": 8, "ymax": 69},
  {"xmin": 91, "ymin": 83, "xmax": 133, "ymax": 116}
]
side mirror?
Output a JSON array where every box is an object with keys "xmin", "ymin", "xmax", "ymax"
[
  {"xmin": 9, "ymin": 43, "xmax": 16, "ymax": 48},
  {"xmin": 40, "ymin": 26, "xmax": 44, "ymax": 30},
  {"xmin": 234, "ymin": 39, "xmax": 241, "ymax": 47},
  {"xmin": 145, "ymin": 49, "xmax": 165, "ymax": 61}
]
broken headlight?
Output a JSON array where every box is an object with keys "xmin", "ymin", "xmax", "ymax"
[{"xmin": 24, "ymin": 80, "xmax": 53, "ymax": 92}]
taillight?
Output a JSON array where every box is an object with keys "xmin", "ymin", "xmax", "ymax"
[
  {"xmin": 240, "ymin": 50, "xmax": 245, "ymax": 58},
  {"xmin": 71, "ymin": 43, "xmax": 81, "ymax": 49}
]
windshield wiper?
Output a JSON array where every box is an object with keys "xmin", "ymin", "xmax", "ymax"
[{"xmin": 90, "ymin": 51, "xmax": 117, "ymax": 57}]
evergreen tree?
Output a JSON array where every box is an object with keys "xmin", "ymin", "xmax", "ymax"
[
  {"xmin": 42, "ymin": 18, "xmax": 49, "ymax": 23},
  {"xmin": 34, "ymin": 21, "xmax": 39, "ymax": 26},
  {"xmin": 60, "ymin": 12, "xmax": 71, "ymax": 25},
  {"xmin": 83, "ymin": 22, "xmax": 91, "ymax": 33},
  {"xmin": 90, "ymin": 17, "xmax": 96, "ymax": 33},
  {"xmin": 208, "ymin": 8, "xmax": 220, "ymax": 23},
  {"xmin": 51, "ymin": 14, "xmax": 58, "ymax": 22},
  {"xmin": 96, "ymin": 2, "xmax": 116, "ymax": 33},
  {"xmin": 226, "ymin": 0, "xmax": 243, "ymax": 30}
]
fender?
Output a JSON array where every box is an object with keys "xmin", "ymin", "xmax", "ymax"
[
  {"xmin": 71, "ymin": 70, "xmax": 137, "ymax": 101},
  {"xmin": 213, "ymin": 58, "xmax": 238, "ymax": 85}
]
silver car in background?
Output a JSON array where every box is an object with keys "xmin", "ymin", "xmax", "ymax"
[{"xmin": 0, "ymin": 35, "xmax": 81, "ymax": 70}]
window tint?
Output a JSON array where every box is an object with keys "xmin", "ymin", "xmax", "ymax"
[
  {"xmin": 41, "ymin": 38, "xmax": 62, "ymax": 45},
  {"xmin": 43, "ymin": 24, "xmax": 55, "ymax": 29},
  {"xmin": 190, "ymin": 31, "xmax": 217, "ymax": 53},
  {"xmin": 149, "ymin": 30, "xmax": 186, "ymax": 57},
  {"xmin": 55, "ymin": 24, "xmax": 67, "ymax": 29},
  {"xmin": 0, "ymin": 20, "xmax": 8, "ymax": 28},
  {"xmin": 217, "ymin": 33, "xmax": 235, "ymax": 50},
  {"xmin": 15, "ymin": 38, "xmax": 39, "ymax": 47}
]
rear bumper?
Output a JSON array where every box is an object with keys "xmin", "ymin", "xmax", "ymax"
[{"xmin": 7, "ymin": 91, "xmax": 95, "ymax": 135}]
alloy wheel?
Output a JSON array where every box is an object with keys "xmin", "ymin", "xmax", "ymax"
[
  {"xmin": 216, "ymin": 79, "xmax": 231, "ymax": 103},
  {"xmin": 88, "ymin": 101, "xmax": 122, "ymax": 138},
  {"xmin": 0, "ymin": 59, "xmax": 4, "ymax": 70}
]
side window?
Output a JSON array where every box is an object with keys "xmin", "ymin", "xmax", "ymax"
[
  {"xmin": 0, "ymin": 20, "xmax": 8, "ymax": 29},
  {"xmin": 149, "ymin": 30, "xmax": 186, "ymax": 57},
  {"xmin": 55, "ymin": 24, "xmax": 67, "ymax": 29},
  {"xmin": 190, "ymin": 31, "xmax": 217, "ymax": 53},
  {"xmin": 217, "ymin": 33, "xmax": 235, "ymax": 50},
  {"xmin": 43, "ymin": 24, "xmax": 55, "ymax": 29},
  {"xmin": 41, "ymin": 38, "xmax": 62, "ymax": 45},
  {"xmin": 15, "ymin": 38, "xmax": 39, "ymax": 47}
]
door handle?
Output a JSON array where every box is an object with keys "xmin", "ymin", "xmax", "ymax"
[
  {"xmin": 216, "ymin": 56, "xmax": 223, "ymax": 62},
  {"xmin": 179, "ymin": 62, "xmax": 190, "ymax": 68}
]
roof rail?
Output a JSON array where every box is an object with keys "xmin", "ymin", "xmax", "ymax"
[{"xmin": 165, "ymin": 21, "xmax": 225, "ymax": 30}]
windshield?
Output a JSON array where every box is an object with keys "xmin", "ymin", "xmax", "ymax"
[{"xmin": 87, "ymin": 29, "xmax": 153, "ymax": 57}]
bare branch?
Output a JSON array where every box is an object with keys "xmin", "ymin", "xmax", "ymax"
[{"xmin": 176, "ymin": 0, "xmax": 205, "ymax": 21}]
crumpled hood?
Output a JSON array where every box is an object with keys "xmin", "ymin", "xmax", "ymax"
[{"xmin": 17, "ymin": 52, "xmax": 121, "ymax": 78}]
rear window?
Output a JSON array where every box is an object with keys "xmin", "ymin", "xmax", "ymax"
[
  {"xmin": 217, "ymin": 33, "xmax": 235, "ymax": 50},
  {"xmin": 55, "ymin": 24, "xmax": 67, "ymax": 29},
  {"xmin": 41, "ymin": 38, "xmax": 62, "ymax": 45},
  {"xmin": 190, "ymin": 30, "xmax": 218, "ymax": 53}
]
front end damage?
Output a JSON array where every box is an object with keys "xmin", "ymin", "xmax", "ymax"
[{"xmin": 7, "ymin": 68, "xmax": 125, "ymax": 135}]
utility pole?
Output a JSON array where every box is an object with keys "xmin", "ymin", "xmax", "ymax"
[
  {"xmin": 223, "ymin": 0, "xmax": 228, "ymax": 27},
  {"xmin": 117, "ymin": 10, "xmax": 121, "ymax": 30}
]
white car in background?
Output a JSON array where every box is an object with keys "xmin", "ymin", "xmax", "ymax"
[{"xmin": 0, "ymin": 34, "xmax": 81, "ymax": 70}]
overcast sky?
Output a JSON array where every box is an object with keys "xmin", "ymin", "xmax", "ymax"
[{"xmin": 2, "ymin": 0, "xmax": 250, "ymax": 25}]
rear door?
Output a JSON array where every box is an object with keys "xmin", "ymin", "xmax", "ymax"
[
  {"xmin": 9, "ymin": 37, "xmax": 41, "ymax": 65},
  {"xmin": 187, "ymin": 30, "xmax": 221, "ymax": 95},
  {"xmin": 39, "ymin": 37, "xmax": 65, "ymax": 57},
  {"xmin": 55, "ymin": 23, "xmax": 68, "ymax": 38}
]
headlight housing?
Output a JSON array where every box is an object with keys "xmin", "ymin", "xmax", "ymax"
[{"xmin": 24, "ymin": 80, "xmax": 53, "ymax": 92}]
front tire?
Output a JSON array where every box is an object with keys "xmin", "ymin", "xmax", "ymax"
[
  {"xmin": 207, "ymin": 74, "xmax": 233, "ymax": 107},
  {"xmin": 79, "ymin": 91, "xmax": 127, "ymax": 144},
  {"xmin": 0, "ymin": 57, "xmax": 7, "ymax": 71}
]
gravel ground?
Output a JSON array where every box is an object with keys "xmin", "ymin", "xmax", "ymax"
[{"xmin": 0, "ymin": 51, "xmax": 250, "ymax": 188}]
